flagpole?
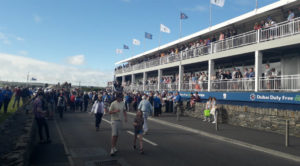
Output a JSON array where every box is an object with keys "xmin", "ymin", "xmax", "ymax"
[
  {"xmin": 255, "ymin": 0, "xmax": 258, "ymax": 9},
  {"xmin": 143, "ymin": 37, "xmax": 145, "ymax": 51},
  {"xmin": 159, "ymin": 29, "xmax": 161, "ymax": 48},
  {"xmin": 180, "ymin": 17, "xmax": 182, "ymax": 39},
  {"xmin": 209, "ymin": 2, "xmax": 212, "ymax": 29}
]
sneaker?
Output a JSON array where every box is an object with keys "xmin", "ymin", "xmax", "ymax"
[
  {"xmin": 133, "ymin": 145, "xmax": 136, "ymax": 150},
  {"xmin": 212, "ymin": 121, "xmax": 216, "ymax": 124},
  {"xmin": 113, "ymin": 147, "xmax": 118, "ymax": 153},
  {"xmin": 203, "ymin": 119, "xmax": 206, "ymax": 121},
  {"xmin": 140, "ymin": 149, "xmax": 144, "ymax": 155},
  {"xmin": 110, "ymin": 149, "xmax": 115, "ymax": 156}
]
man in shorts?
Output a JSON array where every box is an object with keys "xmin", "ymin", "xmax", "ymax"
[{"xmin": 109, "ymin": 93, "xmax": 127, "ymax": 156}]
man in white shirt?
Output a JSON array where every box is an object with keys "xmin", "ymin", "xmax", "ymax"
[{"xmin": 109, "ymin": 93, "xmax": 127, "ymax": 156}]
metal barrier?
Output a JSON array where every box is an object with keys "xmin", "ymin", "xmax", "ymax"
[
  {"xmin": 181, "ymin": 82, "xmax": 208, "ymax": 92},
  {"xmin": 116, "ymin": 18, "xmax": 300, "ymax": 76},
  {"xmin": 160, "ymin": 83, "xmax": 178, "ymax": 91},
  {"xmin": 259, "ymin": 74, "xmax": 300, "ymax": 92},
  {"xmin": 211, "ymin": 78, "xmax": 255, "ymax": 91},
  {"xmin": 260, "ymin": 18, "xmax": 300, "ymax": 42},
  {"xmin": 145, "ymin": 84, "xmax": 158, "ymax": 91}
]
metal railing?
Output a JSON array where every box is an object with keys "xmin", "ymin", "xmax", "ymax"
[
  {"xmin": 145, "ymin": 84, "xmax": 158, "ymax": 91},
  {"xmin": 160, "ymin": 83, "xmax": 178, "ymax": 91},
  {"xmin": 211, "ymin": 78, "xmax": 255, "ymax": 91},
  {"xmin": 260, "ymin": 18, "xmax": 300, "ymax": 42},
  {"xmin": 259, "ymin": 74, "xmax": 300, "ymax": 92},
  {"xmin": 115, "ymin": 18, "xmax": 300, "ymax": 75},
  {"xmin": 181, "ymin": 81, "xmax": 208, "ymax": 92},
  {"xmin": 131, "ymin": 84, "xmax": 144, "ymax": 92}
]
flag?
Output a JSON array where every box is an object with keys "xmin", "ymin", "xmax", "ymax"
[
  {"xmin": 123, "ymin": 45, "xmax": 129, "ymax": 49},
  {"xmin": 180, "ymin": 12, "xmax": 188, "ymax": 19},
  {"xmin": 133, "ymin": 39, "xmax": 141, "ymax": 46},
  {"xmin": 31, "ymin": 77, "xmax": 37, "ymax": 81},
  {"xmin": 145, "ymin": 32, "xmax": 153, "ymax": 39},
  {"xmin": 116, "ymin": 49, "xmax": 123, "ymax": 54},
  {"xmin": 210, "ymin": 0, "xmax": 225, "ymax": 7},
  {"xmin": 160, "ymin": 24, "xmax": 171, "ymax": 34}
]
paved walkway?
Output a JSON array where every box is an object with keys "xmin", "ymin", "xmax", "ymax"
[{"xmin": 146, "ymin": 112, "xmax": 300, "ymax": 157}]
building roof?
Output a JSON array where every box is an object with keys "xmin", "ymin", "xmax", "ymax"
[{"xmin": 115, "ymin": 0, "xmax": 297, "ymax": 65}]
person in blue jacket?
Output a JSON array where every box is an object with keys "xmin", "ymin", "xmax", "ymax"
[
  {"xmin": 153, "ymin": 93, "xmax": 161, "ymax": 117},
  {"xmin": 2, "ymin": 87, "xmax": 13, "ymax": 113},
  {"xmin": 0, "ymin": 89, "xmax": 3, "ymax": 111}
]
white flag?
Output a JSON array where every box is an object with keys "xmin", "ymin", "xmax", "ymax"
[
  {"xmin": 116, "ymin": 49, "xmax": 123, "ymax": 54},
  {"xmin": 160, "ymin": 24, "xmax": 171, "ymax": 34},
  {"xmin": 210, "ymin": 0, "xmax": 225, "ymax": 7},
  {"xmin": 133, "ymin": 39, "xmax": 141, "ymax": 46}
]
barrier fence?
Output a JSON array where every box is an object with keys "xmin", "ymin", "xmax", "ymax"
[{"xmin": 115, "ymin": 18, "xmax": 300, "ymax": 75}]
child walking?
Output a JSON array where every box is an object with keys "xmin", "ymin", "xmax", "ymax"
[{"xmin": 133, "ymin": 110, "xmax": 144, "ymax": 154}]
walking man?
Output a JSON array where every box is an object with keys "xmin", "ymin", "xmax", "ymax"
[
  {"xmin": 2, "ymin": 87, "xmax": 12, "ymax": 114},
  {"xmin": 33, "ymin": 92, "xmax": 51, "ymax": 144},
  {"xmin": 57, "ymin": 92, "xmax": 66, "ymax": 119},
  {"xmin": 138, "ymin": 95, "xmax": 153, "ymax": 135},
  {"xmin": 109, "ymin": 93, "xmax": 127, "ymax": 156},
  {"xmin": 91, "ymin": 95, "xmax": 104, "ymax": 131}
]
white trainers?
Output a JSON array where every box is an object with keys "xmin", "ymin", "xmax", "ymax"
[
  {"xmin": 113, "ymin": 147, "xmax": 118, "ymax": 153},
  {"xmin": 110, "ymin": 148, "xmax": 115, "ymax": 156},
  {"xmin": 212, "ymin": 121, "xmax": 216, "ymax": 124}
]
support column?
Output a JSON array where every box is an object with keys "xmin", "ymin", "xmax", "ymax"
[
  {"xmin": 143, "ymin": 72, "xmax": 147, "ymax": 91},
  {"xmin": 178, "ymin": 64, "xmax": 184, "ymax": 91},
  {"xmin": 255, "ymin": 50, "xmax": 263, "ymax": 92},
  {"xmin": 131, "ymin": 74, "xmax": 135, "ymax": 91},
  {"xmin": 122, "ymin": 75, "xmax": 125, "ymax": 87},
  {"xmin": 157, "ymin": 69, "xmax": 162, "ymax": 91},
  {"xmin": 208, "ymin": 59, "xmax": 215, "ymax": 92}
]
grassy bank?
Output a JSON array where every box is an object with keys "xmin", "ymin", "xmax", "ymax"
[{"xmin": 0, "ymin": 96, "xmax": 23, "ymax": 124}]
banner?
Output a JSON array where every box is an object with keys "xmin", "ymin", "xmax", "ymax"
[
  {"xmin": 160, "ymin": 24, "xmax": 171, "ymax": 34},
  {"xmin": 210, "ymin": 0, "xmax": 225, "ymax": 7},
  {"xmin": 180, "ymin": 12, "xmax": 188, "ymax": 19},
  {"xmin": 145, "ymin": 32, "xmax": 153, "ymax": 39},
  {"xmin": 116, "ymin": 49, "xmax": 123, "ymax": 54},
  {"xmin": 133, "ymin": 39, "xmax": 141, "ymax": 45}
]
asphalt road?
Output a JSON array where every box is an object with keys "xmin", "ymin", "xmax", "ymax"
[{"xmin": 32, "ymin": 111, "xmax": 300, "ymax": 166}]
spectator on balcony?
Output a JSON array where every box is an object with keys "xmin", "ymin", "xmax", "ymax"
[
  {"xmin": 287, "ymin": 10, "xmax": 295, "ymax": 21},
  {"xmin": 254, "ymin": 22, "xmax": 261, "ymax": 30},
  {"xmin": 248, "ymin": 68, "xmax": 255, "ymax": 78},
  {"xmin": 265, "ymin": 64, "xmax": 272, "ymax": 90}
]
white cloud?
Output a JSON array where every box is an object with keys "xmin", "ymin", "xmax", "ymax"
[
  {"xmin": 16, "ymin": 37, "xmax": 24, "ymax": 41},
  {"xmin": 18, "ymin": 51, "xmax": 28, "ymax": 56},
  {"xmin": 67, "ymin": 54, "xmax": 85, "ymax": 65},
  {"xmin": 0, "ymin": 32, "xmax": 11, "ymax": 45},
  {"xmin": 34, "ymin": 14, "xmax": 42, "ymax": 23},
  {"xmin": 0, "ymin": 53, "xmax": 113, "ymax": 87},
  {"xmin": 185, "ymin": 5, "xmax": 207, "ymax": 12}
]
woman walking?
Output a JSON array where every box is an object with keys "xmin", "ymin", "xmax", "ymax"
[
  {"xmin": 133, "ymin": 110, "xmax": 144, "ymax": 154},
  {"xmin": 91, "ymin": 95, "xmax": 104, "ymax": 131}
]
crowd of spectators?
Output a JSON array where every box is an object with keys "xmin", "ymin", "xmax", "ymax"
[{"xmin": 115, "ymin": 8, "xmax": 300, "ymax": 74}]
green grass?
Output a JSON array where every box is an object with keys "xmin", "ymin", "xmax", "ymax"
[{"xmin": 0, "ymin": 96, "xmax": 23, "ymax": 124}]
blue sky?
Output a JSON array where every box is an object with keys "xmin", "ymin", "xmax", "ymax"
[{"xmin": 0, "ymin": 0, "xmax": 278, "ymax": 86}]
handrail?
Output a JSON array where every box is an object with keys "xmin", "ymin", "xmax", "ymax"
[{"xmin": 115, "ymin": 17, "xmax": 300, "ymax": 75}]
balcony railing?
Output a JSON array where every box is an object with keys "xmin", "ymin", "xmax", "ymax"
[
  {"xmin": 145, "ymin": 84, "xmax": 158, "ymax": 91},
  {"xmin": 124, "ymin": 74, "xmax": 300, "ymax": 92},
  {"xmin": 259, "ymin": 74, "xmax": 300, "ymax": 92},
  {"xmin": 211, "ymin": 78, "xmax": 255, "ymax": 92},
  {"xmin": 181, "ymin": 82, "xmax": 209, "ymax": 92},
  {"xmin": 160, "ymin": 83, "xmax": 178, "ymax": 91},
  {"xmin": 115, "ymin": 18, "xmax": 300, "ymax": 75}
]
